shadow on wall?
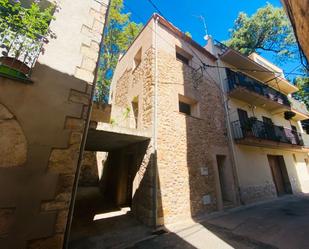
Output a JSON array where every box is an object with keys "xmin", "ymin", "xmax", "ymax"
[{"xmin": 0, "ymin": 62, "xmax": 90, "ymax": 248}]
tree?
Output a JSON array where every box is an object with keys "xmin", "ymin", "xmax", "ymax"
[
  {"xmin": 225, "ymin": 3, "xmax": 297, "ymax": 61},
  {"xmin": 293, "ymin": 75, "xmax": 309, "ymax": 107},
  {"xmin": 95, "ymin": 0, "xmax": 142, "ymax": 103}
]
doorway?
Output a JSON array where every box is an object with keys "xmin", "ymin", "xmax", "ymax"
[
  {"xmin": 216, "ymin": 155, "xmax": 234, "ymax": 206},
  {"xmin": 267, "ymin": 155, "xmax": 292, "ymax": 196}
]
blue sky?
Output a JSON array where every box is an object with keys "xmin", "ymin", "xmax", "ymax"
[{"xmin": 124, "ymin": 0, "xmax": 301, "ymax": 79}]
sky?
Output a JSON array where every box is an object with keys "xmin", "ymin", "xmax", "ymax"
[{"xmin": 123, "ymin": 0, "xmax": 301, "ymax": 79}]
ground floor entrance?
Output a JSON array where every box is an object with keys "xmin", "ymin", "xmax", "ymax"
[
  {"xmin": 68, "ymin": 126, "xmax": 153, "ymax": 249},
  {"xmin": 267, "ymin": 155, "xmax": 292, "ymax": 196}
]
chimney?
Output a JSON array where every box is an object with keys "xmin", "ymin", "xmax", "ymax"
[{"xmin": 204, "ymin": 35, "xmax": 215, "ymax": 56}]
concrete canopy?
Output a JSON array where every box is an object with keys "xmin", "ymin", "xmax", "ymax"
[{"xmin": 85, "ymin": 123, "xmax": 151, "ymax": 152}]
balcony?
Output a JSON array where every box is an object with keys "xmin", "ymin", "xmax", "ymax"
[
  {"xmin": 219, "ymin": 48, "xmax": 298, "ymax": 94},
  {"xmin": 0, "ymin": 26, "xmax": 45, "ymax": 81},
  {"xmin": 289, "ymin": 97, "xmax": 309, "ymax": 120},
  {"xmin": 227, "ymin": 69, "xmax": 291, "ymax": 112},
  {"xmin": 231, "ymin": 119, "xmax": 309, "ymax": 150}
]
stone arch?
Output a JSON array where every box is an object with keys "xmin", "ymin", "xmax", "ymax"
[{"xmin": 0, "ymin": 104, "xmax": 27, "ymax": 167}]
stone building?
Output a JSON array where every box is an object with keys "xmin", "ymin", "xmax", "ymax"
[
  {"xmin": 108, "ymin": 13, "xmax": 309, "ymax": 228},
  {"xmin": 204, "ymin": 39, "xmax": 309, "ymax": 204},
  {"xmin": 108, "ymin": 14, "xmax": 239, "ymax": 226},
  {"xmin": 0, "ymin": 0, "xmax": 110, "ymax": 248}
]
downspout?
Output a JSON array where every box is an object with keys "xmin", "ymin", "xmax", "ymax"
[
  {"xmin": 63, "ymin": 1, "xmax": 111, "ymax": 248},
  {"xmin": 215, "ymin": 60, "xmax": 242, "ymax": 205},
  {"xmin": 152, "ymin": 15, "xmax": 159, "ymax": 228}
]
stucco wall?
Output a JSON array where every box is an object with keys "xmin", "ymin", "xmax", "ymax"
[
  {"xmin": 0, "ymin": 0, "xmax": 109, "ymax": 248},
  {"xmin": 234, "ymin": 145, "xmax": 309, "ymax": 204}
]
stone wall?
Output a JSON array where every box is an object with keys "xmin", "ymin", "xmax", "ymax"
[
  {"xmin": 155, "ymin": 49, "xmax": 234, "ymax": 224},
  {"xmin": 111, "ymin": 29, "xmax": 237, "ymax": 225},
  {"xmin": 111, "ymin": 47, "xmax": 155, "ymax": 225},
  {"xmin": 0, "ymin": 0, "xmax": 109, "ymax": 248},
  {"xmin": 240, "ymin": 182, "xmax": 277, "ymax": 204}
]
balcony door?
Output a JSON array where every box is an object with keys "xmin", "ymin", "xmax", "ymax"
[
  {"xmin": 267, "ymin": 155, "xmax": 292, "ymax": 196},
  {"xmin": 262, "ymin": 116, "xmax": 275, "ymax": 140}
]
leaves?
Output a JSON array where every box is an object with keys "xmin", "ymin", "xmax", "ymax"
[
  {"xmin": 95, "ymin": 0, "xmax": 142, "ymax": 103},
  {"xmin": 0, "ymin": 0, "xmax": 54, "ymax": 38},
  {"xmin": 225, "ymin": 3, "xmax": 297, "ymax": 62}
]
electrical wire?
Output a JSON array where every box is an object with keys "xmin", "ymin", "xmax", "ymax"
[{"xmin": 125, "ymin": 1, "xmax": 305, "ymax": 119}]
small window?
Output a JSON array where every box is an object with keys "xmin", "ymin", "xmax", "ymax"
[
  {"xmin": 179, "ymin": 101, "xmax": 191, "ymax": 115},
  {"xmin": 133, "ymin": 48, "xmax": 142, "ymax": 70},
  {"xmin": 178, "ymin": 94, "xmax": 199, "ymax": 117},
  {"xmin": 175, "ymin": 46, "xmax": 192, "ymax": 65},
  {"xmin": 132, "ymin": 96, "xmax": 139, "ymax": 128}
]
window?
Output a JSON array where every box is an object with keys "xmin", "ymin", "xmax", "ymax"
[
  {"xmin": 133, "ymin": 48, "xmax": 142, "ymax": 70},
  {"xmin": 178, "ymin": 94, "xmax": 199, "ymax": 117},
  {"xmin": 176, "ymin": 52, "xmax": 189, "ymax": 65},
  {"xmin": 179, "ymin": 101, "xmax": 191, "ymax": 115},
  {"xmin": 132, "ymin": 96, "xmax": 139, "ymax": 128},
  {"xmin": 237, "ymin": 108, "xmax": 248, "ymax": 125},
  {"xmin": 175, "ymin": 46, "xmax": 192, "ymax": 65}
]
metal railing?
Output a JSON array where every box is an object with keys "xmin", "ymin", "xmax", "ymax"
[
  {"xmin": 289, "ymin": 96, "xmax": 309, "ymax": 115},
  {"xmin": 231, "ymin": 119, "xmax": 304, "ymax": 146},
  {"xmin": 226, "ymin": 69, "xmax": 290, "ymax": 107},
  {"xmin": 0, "ymin": 21, "xmax": 46, "ymax": 77}
]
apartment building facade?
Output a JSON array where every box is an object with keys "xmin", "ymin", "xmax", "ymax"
[
  {"xmin": 205, "ymin": 40, "xmax": 309, "ymax": 204},
  {"xmin": 0, "ymin": 0, "xmax": 109, "ymax": 248},
  {"xmin": 109, "ymin": 14, "xmax": 239, "ymax": 225}
]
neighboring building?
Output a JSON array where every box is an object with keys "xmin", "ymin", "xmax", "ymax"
[
  {"xmin": 0, "ymin": 0, "xmax": 109, "ymax": 248},
  {"xmin": 281, "ymin": 0, "xmax": 309, "ymax": 64},
  {"xmin": 205, "ymin": 40, "xmax": 309, "ymax": 204},
  {"xmin": 109, "ymin": 13, "xmax": 309, "ymax": 228},
  {"xmin": 109, "ymin": 14, "xmax": 239, "ymax": 226}
]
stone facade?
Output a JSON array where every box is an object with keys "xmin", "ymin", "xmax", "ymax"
[
  {"xmin": 240, "ymin": 183, "xmax": 277, "ymax": 204},
  {"xmin": 155, "ymin": 49, "xmax": 233, "ymax": 224},
  {"xmin": 110, "ymin": 16, "xmax": 237, "ymax": 226},
  {"xmin": 0, "ymin": 0, "xmax": 109, "ymax": 248}
]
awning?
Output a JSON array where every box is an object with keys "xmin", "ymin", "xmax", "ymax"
[{"xmin": 220, "ymin": 49, "xmax": 299, "ymax": 95}]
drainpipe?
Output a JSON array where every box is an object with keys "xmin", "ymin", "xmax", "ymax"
[
  {"xmin": 152, "ymin": 15, "xmax": 159, "ymax": 228},
  {"xmin": 216, "ymin": 60, "xmax": 242, "ymax": 205},
  {"xmin": 63, "ymin": 1, "xmax": 111, "ymax": 248}
]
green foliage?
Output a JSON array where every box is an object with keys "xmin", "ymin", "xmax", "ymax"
[
  {"xmin": 293, "ymin": 75, "xmax": 309, "ymax": 109},
  {"xmin": 95, "ymin": 0, "xmax": 142, "ymax": 103},
  {"xmin": 185, "ymin": 31, "xmax": 192, "ymax": 38},
  {"xmin": 123, "ymin": 106, "xmax": 131, "ymax": 119},
  {"xmin": 225, "ymin": 3, "xmax": 297, "ymax": 61},
  {"xmin": 0, "ymin": 0, "xmax": 54, "ymax": 38}
]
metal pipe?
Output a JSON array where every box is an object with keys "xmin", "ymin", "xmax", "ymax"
[
  {"xmin": 63, "ymin": 1, "xmax": 111, "ymax": 248},
  {"xmin": 216, "ymin": 59, "xmax": 242, "ymax": 205},
  {"xmin": 152, "ymin": 15, "xmax": 159, "ymax": 228}
]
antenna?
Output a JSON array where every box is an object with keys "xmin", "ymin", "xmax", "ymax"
[{"xmin": 193, "ymin": 15, "xmax": 209, "ymax": 39}]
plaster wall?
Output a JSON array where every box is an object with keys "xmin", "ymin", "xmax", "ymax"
[{"xmin": 0, "ymin": 0, "xmax": 109, "ymax": 248}]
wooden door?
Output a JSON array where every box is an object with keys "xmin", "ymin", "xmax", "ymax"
[{"xmin": 267, "ymin": 155, "xmax": 287, "ymax": 196}]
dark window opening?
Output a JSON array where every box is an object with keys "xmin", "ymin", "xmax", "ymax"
[
  {"xmin": 179, "ymin": 101, "xmax": 191, "ymax": 115},
  {"xmin": 176, "ymin": 52, "xmax": 189, "ymax": 65}
]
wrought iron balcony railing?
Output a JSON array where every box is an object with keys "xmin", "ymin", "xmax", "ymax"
[
  {"xmin": 226, "ymin": 69, "xmax": 290, "ymax": 107},
  {"xmin": 231, "ymin": 119, "xmax": 304, "ymax": 146},
  {"xmin": 0, "ymin": 21, "xmax": 46, "ymax": 80}
]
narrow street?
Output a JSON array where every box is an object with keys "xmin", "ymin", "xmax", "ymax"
[{"xmin": 129, "ymin": 195, "xmax": 309, "ymax": 249}]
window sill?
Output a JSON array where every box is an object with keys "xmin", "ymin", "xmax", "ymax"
[{"xmin": 177, "ymin": 111, "xmax": 203, "ymax": 120}]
